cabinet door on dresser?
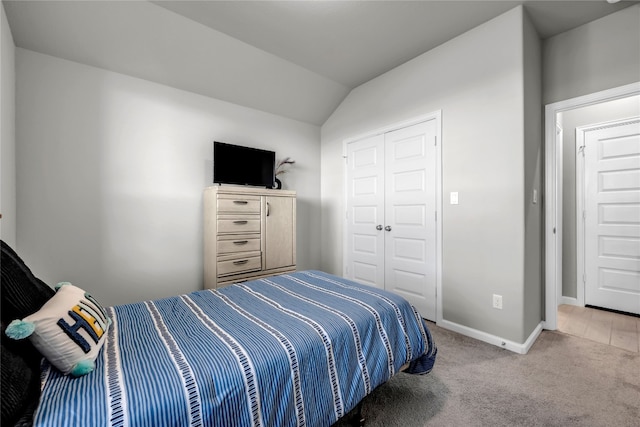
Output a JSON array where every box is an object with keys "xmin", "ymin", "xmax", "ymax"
[{"xmin": 264, "ymin": 195, "xmax": 296, "ymax": 270}]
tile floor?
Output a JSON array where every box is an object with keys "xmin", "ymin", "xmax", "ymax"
[{"xmin": 557, "ymin": 304, "xmax": 639, "ymax": 353}]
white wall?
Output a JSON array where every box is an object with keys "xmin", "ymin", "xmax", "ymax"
[
  {"xmin": 322, "ymin": 7, "xmax": 535, "ymax": 343},
  {"xmin": 16, "ymin": 49, "xmax": 321, "ymax": 306},
  {"xmin": 1, "ymin": 3, "xmax": 16, "ymax": 247},
  {"xmin": 543, "ymin": 4, "xmax": 640, "ymax": 105}
]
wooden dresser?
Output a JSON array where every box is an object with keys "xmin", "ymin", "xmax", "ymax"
[{"xmin": 204, "ymin": 186, "xmax": 296, "ymax": 289}]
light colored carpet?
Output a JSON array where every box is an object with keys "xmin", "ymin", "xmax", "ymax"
[{"xmin": 335, "ymin": 323, "xmax": 640, "ymax": 426}]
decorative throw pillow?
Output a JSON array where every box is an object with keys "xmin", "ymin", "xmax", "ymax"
[{"xmin": 5, "ymin": 283, "xmax": 111, "ymax": 377}]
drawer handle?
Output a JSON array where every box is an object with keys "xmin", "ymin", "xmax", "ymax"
[
  {"xmin": 233, "ymin": 220, "xmax": 248, "ymax": 225},
  {"xmin": 233, "ymin": 200, "xmax": 248, "ymax": 205},
  {"xmin": 233, "ymin": 260, "xmax": 249, "ymax": 265},
  {"xmin": 233, "ymin": 240, "xmax": 249, "ymax": 245}
]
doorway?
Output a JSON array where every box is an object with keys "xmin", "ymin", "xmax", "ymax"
[{"xmin": 544, "ymin": 82, "xmax": 640, "ymax": 330}]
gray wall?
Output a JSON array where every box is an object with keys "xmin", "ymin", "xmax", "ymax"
[
  {"xmin": 522, "ymin": 10, "xmax": 543, "ymax": 335},
  {"xmin": 1, "ymin": 3, "xmax": 16, "ymax": 247},
  {"xmin": 15, "ymin": 49, "xmax": 322, "ymax": 306},
  {"xmin": 321, "ymin": 6, "xmax": 539, "ymax": 344},
  {"xmin": 543, "ymin": 4, "xmax": 640, "ymax": 105},
  {"xmin": 560, "ymin": 96, "xmax": 640, "ymax": 299}
]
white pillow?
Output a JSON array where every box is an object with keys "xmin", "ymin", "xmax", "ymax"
[{"xmin": 5, "ymin": 282, "xmax": 111, "ymax": 376}]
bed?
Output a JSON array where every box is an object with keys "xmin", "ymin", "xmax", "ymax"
[{"xmin": 1, "ymin": 240, "xmax": 436, "ymax": 427}]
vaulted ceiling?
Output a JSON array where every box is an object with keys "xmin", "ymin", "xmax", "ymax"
[{"xmin": 3, "ymin": 0, "xmax": 635, "ymax": 125}]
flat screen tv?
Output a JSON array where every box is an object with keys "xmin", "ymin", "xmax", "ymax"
[{"xmin": 213, "ymin": 141, "xmax": 275, "ymax": 188}]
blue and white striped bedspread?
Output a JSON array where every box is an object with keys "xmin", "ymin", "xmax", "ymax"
[{"xmin": 35, "ymin": 270, "xmax": 436, "ymax": 427}]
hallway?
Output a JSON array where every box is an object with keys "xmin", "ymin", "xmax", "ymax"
[{"xmin": 558, "ymin": 304, "xmax": 639, "ymax": 353}]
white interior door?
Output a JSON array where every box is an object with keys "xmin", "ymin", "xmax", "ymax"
[
  {"xmin": 345, "ymin": 134, "xmax": 385, "ymax": 288},
  {"xmin": 583, "ymin": 118, "xmax": 640, "ymax": 315},
  {"xmin": 384, "ymin": 120, "xmax": 437, "ymax": 320}
]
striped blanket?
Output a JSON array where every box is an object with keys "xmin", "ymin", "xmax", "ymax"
[{"xmin": 34, "ymin": 271, "xmax": 436, "ymax": 427}]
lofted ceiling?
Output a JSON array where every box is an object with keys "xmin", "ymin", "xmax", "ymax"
[
  {"xmin": 3, "ymin": 0, "xmax": 636, "ymax": 125},
  {"xmin": 152, "ymin": 0, "xmax": 636, "ymax": 88}
]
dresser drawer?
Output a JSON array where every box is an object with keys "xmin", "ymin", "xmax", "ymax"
[
  {"xmin": 218, "ymin": 237, "xmax": 261, "ymax": 254},
  {"xmin": 217, "ymin": 218, "xmax": 260, "ymax": 234},
  {"xmin": 218, "ymin": 255, "xmax": 262, "ymax": 277},
  {"xmin": 218, "ymin": 196, "xmax": 261, "ymax": 214}
]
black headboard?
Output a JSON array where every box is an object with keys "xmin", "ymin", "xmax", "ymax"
[{"xmin": 1, "ymin": 240, "xmax": 55, "ymax": 426}]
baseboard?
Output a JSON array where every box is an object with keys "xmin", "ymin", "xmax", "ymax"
[
  {"xmin": 438, "ymin": 320, "xmax": 544, "ymax": 355},
  {"xmin": 560, "ymin": 296, "xmax": 579, "ymax": 306}
]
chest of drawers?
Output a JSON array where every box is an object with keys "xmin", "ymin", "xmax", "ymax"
[{"xmin": 204, "ymin": 186, "xmax": 296, "ymax": 289}]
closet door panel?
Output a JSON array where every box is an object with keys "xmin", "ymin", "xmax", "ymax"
[
  {"xmin": 345, "ymin": 134, "xmax": 386, "ymax": 288},
  {"xmin": 384, "ymin": 120, "xmax": 437, "ymax": 320}
]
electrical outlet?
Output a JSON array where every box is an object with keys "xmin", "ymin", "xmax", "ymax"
[{"xmin": 493, "ymin": 294, "xmax": 503, "ymax": 310}]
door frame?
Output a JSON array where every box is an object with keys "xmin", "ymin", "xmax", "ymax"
[
  {"xmin": 575, "ymin": 123, "xmax": 588, "ymax": 308},
  {"xmin": 544, "ymin": 82, "xmax": 640, "ymax": 330},
  {"xmin": 342, "ymin": 110, "xmax": 443, "ymax": 323}
]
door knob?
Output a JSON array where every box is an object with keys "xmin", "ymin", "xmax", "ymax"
[
  {"xmin": 385, "ymin": 226, "xmax": 392, "ymax": 231},
  {"xmin": 376, "ymin": 225, "xmax": 383, "ymax": 230}
]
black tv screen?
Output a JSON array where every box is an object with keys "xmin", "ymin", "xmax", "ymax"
[{"xmin": 213, "ymin": 141, "xmax": 275, "ymax": 188}]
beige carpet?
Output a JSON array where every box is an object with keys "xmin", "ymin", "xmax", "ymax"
[{"xmin": 334, "ymin": 323, "xmax": 640, "ymax": 426}]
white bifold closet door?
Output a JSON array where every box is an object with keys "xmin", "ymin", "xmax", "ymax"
[{"xmin": 345, "ymin": 120, "xmax": 437, "ymax": 320}]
